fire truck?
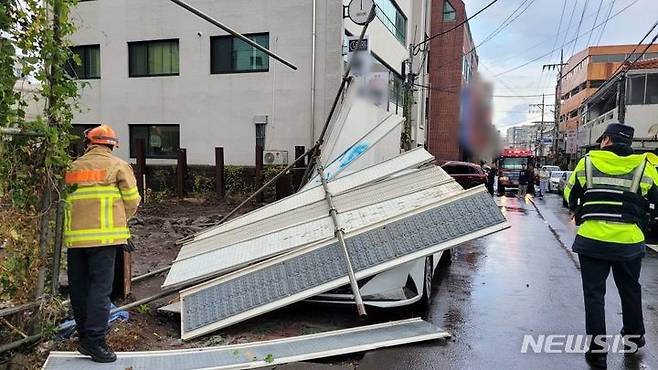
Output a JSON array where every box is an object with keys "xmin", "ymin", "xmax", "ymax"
[{"xmin": 496, "ymin": 148, "xmax": 535, "ymax": 196}]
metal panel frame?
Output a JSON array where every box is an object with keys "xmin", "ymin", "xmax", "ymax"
[
  {"xmin": 43, "ymin": 318, "xmax": 449, "ymax": 370},
  {"xmin": 174, "ymin": 166, "xmax": 449, "ymax": 261},
  {"xmin": 180, "ymin": 187, "xmax": 509, "ymax": 339},
  {"xmin": 304, "ymin": 113, "xmax": 404, "ymax": 188},
  {"xmin": 185, "ymin": 147, "xmax": 434, "ymax": 241},
  {"xmin": 164, "ymin": 177, "xmax": 463, "ymax": 289}
]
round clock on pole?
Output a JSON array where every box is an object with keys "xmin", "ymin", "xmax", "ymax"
[{"xmin": 347, "ymin": 0, "xmax": 375, "ymax": 26}]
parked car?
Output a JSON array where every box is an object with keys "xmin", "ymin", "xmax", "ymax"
[
  {"xmin": 549, "ymin": 171, "xmax": 565, "ymax": 193},
  {"xmin": 558, "ymin": 171, "xmax": 573, "ymax": 206},
  {"xmin": 535, "ymin": 165, "xmax": 561, "ymax": 183},
  {"xmin": 311, "ymin": 167, "xmax": 452, "ymax": 309},
  {"xmin": 440, "ymin": 161, "xmax": 487, "ymax": 189},
  {"xmin": 557, "ymin": 171, "xmax": 572, "ymax": 194}
]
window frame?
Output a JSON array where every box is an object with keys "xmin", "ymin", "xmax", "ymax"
[
  {"xmin": 210, "ymin": 32, "xmax": 270, "ymax": 75},
  {"xmin": 67, "ymin": 44, "xmax": 101, "ymax": 80},
  {"xmin": 443, "ymin": 0, "xmax": 457, "ymax": 22},
  {"xmin": 129, "ymin": 124, "xmax": 181, "ymax": 159},
  {"xmin": 374, "ymin": 0, "xmax": 407, "ymax": 45},
  {"xmin": 627, "ymin": 73, "xmax": 647, "ymax": 106},
  {"xmin": 128, "ymin": 39, "xmax": 180, "ymax": 78}
]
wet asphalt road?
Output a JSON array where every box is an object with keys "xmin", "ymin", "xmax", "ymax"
[{"xmin": 353, "ymin": 193, "xmax": 658, "ymax": 370}]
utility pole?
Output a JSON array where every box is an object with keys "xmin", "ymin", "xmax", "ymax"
[
  {"xmin": 542, "ymin": 49, "xmax": 567, "ymax": 162},
  {"xmin": 529, "ymin": 95, "xmax": 554, "ymax": 163},
  {"xmin": 402, "ymin": 43, "xmax": 416, "ymax": 151}
]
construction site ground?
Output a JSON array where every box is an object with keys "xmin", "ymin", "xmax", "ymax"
[{"xmin": 44, "ymin": 195, "xmax": 397, "ymax": 368}]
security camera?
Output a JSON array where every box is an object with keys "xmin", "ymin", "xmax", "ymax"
[{"xmin": 197, "ymin": 32, "xmax": 203, "ymax": 37}]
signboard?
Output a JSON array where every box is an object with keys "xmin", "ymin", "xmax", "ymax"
[
  {"xmin": 347, "ymin": 36, "xmax": 370, "ymax": 78},
  {"xmin": 367, "ymin": 72, "xmax": 389, "ymax": 107},
  {"xmin": 565, "ymin": 129, "xmax": 578, "ymax": 154}
]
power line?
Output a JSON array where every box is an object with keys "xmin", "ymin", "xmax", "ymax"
[
  {"xmin": 609, "ymin": 19, "xmax": 658, "ymax": 77},
  {"xmin": 413, "ymin": 83, "xmax": 553, "ymax": 98},
  {"xmin": 535, "ymin": 0, "xmax": 568, "ymax": 100},
  {"xmin": 415, "ymin": 0, "xmax": 499, "ymax": 52},
  {"xmin": 596, "ymin": 0, "xmax": 617, "ymax": 45},
  {"xmin": 490, "ymin": 0, "xmax": 639, "ymax": 78},
  {"xmin": 430, "ymin": 0, "xmax": 536, "ymax": 72},
  {"xmin": 585, "ymin": 0, "xmax": 605, "ymax": 46},
  {"xmin": 560, "ymin": 0, "xmax": 579, "ymax": 52},
  {"xmin": 570, "ymin": 0, "xmax": 591, "ymax": 56}
]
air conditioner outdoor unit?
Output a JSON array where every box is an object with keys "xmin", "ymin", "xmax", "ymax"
[{"xmin": 263, "ymin": 150, "xmax": 288, "ymax": 165}]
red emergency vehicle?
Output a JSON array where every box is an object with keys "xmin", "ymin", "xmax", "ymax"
[{"xmin": 496, "ymin": 148, "xmax": 535, "ymax": 195}]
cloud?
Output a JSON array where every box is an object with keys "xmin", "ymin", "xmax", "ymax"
[{"xmin": 462, "ymin": 0, "xmax": 658, "ymax": 129}]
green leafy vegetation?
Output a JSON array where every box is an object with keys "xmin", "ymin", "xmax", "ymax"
[{"xmin": 0, "ymin": 0, "xmax": 80, "ymax": 338}]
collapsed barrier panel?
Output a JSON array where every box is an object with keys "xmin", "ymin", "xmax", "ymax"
[
  {"xmin": 164, "ymin": 166, "xmax": 460, "ymax": 289},
  {"xmin": 177, "ymin": 147, "xmax": 435, "ymax": 246},
  {"xmin": 42, "ymin": 318, "xmax": 449, "ymax": 370},
  {"xmin": 180, "ymin": 187, "xmax": 509, "ymax": 339}
]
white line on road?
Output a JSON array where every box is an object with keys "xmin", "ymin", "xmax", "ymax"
[{"xmin": 647, "ymin": 244, "xmax": 658, "ymax": 253}]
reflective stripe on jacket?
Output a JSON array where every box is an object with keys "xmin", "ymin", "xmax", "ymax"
[
  {"xmin": 64, "ymin": 145, "xmax": 141, "ymax": 248},
  {"xmin": 564, "ymin": 149, "xmax": 658, "ymax": 245}
]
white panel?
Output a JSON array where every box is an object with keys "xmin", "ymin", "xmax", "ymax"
[
  {"xmin": 304, "ymin": 113, "xmax": 405, "ymax": 188},
  {"xmin": 164, "ymin": 176, "xmax": 462, "ymax": 288},
  {"xmin": 187, "ymin": 147, "xmax": 434, "ymax": 241}
]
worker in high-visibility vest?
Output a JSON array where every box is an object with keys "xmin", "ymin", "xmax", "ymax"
[
  {"xmin": 564, "ymin": 123, "xmax": 658, "ymax": 368},
  {"xmin": 64, "ymin": 124, "xmax": 140, "ymax": 363}
]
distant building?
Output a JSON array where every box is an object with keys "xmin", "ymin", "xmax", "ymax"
[
  {"xmin": 557, "ymin": 44, "xmax": 658, "ymax": 133},
  {"xmin": 506, "ymin": 122, "xmax": 555, "ymax": 156},
  {"xmin": 68, "ymin": 0, "xmax": 431, "ymax": 165},
  {"xmin": 581, "ymin": 58, "xmax": 658, "ymax": 152},
  {"xmin": 427, "ymin": 0, "xmax": 478, "ymax": 162}
]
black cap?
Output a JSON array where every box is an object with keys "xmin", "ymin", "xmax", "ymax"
[{"xmin": 596, "ymin": 123, "xmax": 634, "ymax": 145}]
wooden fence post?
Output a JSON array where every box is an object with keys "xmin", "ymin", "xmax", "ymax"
[
  {"xmin": 176, "ymin": 148, "xmax": 187, "ymax": 198},
  {"xmin": 135, "ymin": 138, "xmax": 146, "ymax": 200},
  {"xmin": 215, "ymin": 147, "xmax": 225, "ymax": 198},
  {"xmin": 275, "ymin": 173, "xmax": 293, "ymax": 200},
  {"xmin": 293, "ymin": 145, "xmax": 306, "ymax": 190},
  {"xmin": 255, "ymin": 145, "xmax": 264, "ymax": 203}
]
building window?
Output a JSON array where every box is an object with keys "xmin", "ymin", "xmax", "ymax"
[
  {"xmin": 589, "ymin": 80, "xmax": 606, "ymax": 89},
  {"xmin": 128, "ymin": 39, "xmax": 179, "ymax": 77},
  {"xmin": 627, "ymin": 74, "xmax": 647, "ymax": 105},
  {"xmin": 211, "ymin": 33, "xmax": 269, "ymax": 74},
  {"xmin": 129, "ymin": 124, "xmax": 180, "ymax": 159},
  {"xmin": 374, "ymin": 0, "xmax": 407, "ymax": 45},
  {"xmin": 646, "ymin": 73, "xmax": 658, "ymax": 104},
  {"xmin": 591, "ymin": 54, "xmax": 627, "ymax": 63},
  {"xmin": 443, "ymin": 0, "xmax": 456, "ymax": 21},
  {"xmin": 65, "ymin": 45, "xmax": 100, "ymax": 79}
]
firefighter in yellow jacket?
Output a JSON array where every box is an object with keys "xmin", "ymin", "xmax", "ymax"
[{"xmin": 64, "ymin": 125, "xmax": 140, "ymax": 363}]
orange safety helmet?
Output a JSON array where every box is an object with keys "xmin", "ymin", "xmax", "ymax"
[{"xmin": 85, "ymin": 124, "xmax": 119, "ymax": 148}]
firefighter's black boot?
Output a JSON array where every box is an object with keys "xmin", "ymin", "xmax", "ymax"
[{"xmin": 78, "ymin": 340, "xmax": 117, "ymax": 363}]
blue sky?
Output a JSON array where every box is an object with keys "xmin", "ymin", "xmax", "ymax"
[{"xmin": 463, "ymin": 0, "xmax": 658, "ymax": 131}]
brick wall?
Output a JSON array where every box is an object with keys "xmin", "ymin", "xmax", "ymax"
[{"xmin": 427, "ymin": 0, "xmax": 471, "ymax": 162}]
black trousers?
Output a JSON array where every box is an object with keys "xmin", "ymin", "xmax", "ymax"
[
  {"xmin": 578, "ymin": 254, "xmax": 645, "ymax": 339},
  {"xmin": 67, "ymin": 246, "xmax": 117, "ymax": 344}
]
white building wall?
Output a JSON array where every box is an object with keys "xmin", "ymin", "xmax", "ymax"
[
  {"xmin": 70, "ymin": 0, "xmax": 425, "ymax": 164},
  {"xmin": 70, "ymin": 0, "xmax": 341, "ymax": 165},
  {"xmin": 343, "ymin": 0, "xmax": 429, "ymax": 148}
]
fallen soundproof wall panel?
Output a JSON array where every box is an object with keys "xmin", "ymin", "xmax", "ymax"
[
  {"xmin": 188, "ymin": 147, "xmax": 434, "ymax": 242},
  {"xmin": 180, "ymin": 188, "xmax": 509, "ymax": 339},
  {"xmin": 173, "ymin": 165, "xmax": 450, "ymax": 262},
  {"xmin": 303, "ymin": 114, "xmax": 404, "ymax": 189},
  {"xmin": 42, "ymin": 318, "xmax": 448, "ymax": 370},
  {"xmin": 164, "ymin": 175, "xmax": 464, "ymax": 289}
]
